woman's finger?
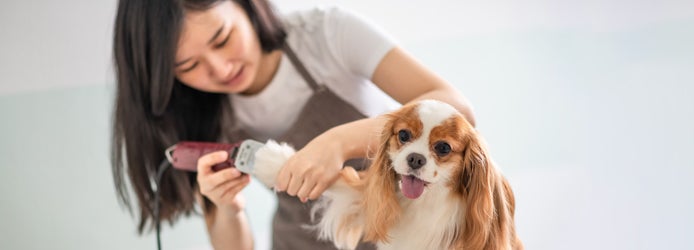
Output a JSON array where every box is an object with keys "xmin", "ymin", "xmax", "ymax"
[
  {"xmin": 308, "ymin": 181, "xmax": 328, "ymax": 201},
  {"xmin": 286, "ymin": 172, "xmax": 305, "ymax": 196},
  {"xmin": 219, "ymin": 175, "xmax": 251, "ymax": 200},
  {"xmin": 197, "ymin": 151, "xmax": 228, "ymax": 175},
  {"xmin": 207, "ymin": 174, "xmax": 248, "ymax": 198},
  {"xmin": 207, "ymin": 168, "xmax": 242, "ymax": 188},
  {"xmin": 274, "ymin": 163, "xmax": 291, "ymax": 191},
  {"xmin": 199, "ymin": 168, "xmax": 242, "ymax": 194},
  {"xmin": 296, "ymin": 177, "xmax": 316, "ymax": 201}
]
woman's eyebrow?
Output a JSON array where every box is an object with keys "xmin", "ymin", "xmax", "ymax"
[
  {"xmin": 175, "ymin": 58, "xmax": 191, "ymax": 67},
  {"xmin": 175, "ymin": 23, "xmax": 226, "ymax": 66},
  {"xmin": 207, "ymin": 24, "xmax": 225, "ymax": 45}
]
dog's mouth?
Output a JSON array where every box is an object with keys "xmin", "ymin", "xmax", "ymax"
[{"xmin": 399, "ymin": 175, "xmax": 429, "ymax": 199}]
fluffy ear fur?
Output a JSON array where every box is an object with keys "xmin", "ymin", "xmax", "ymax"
[
  {"xmin": 455, "ymin": 132, "xmax": 520, "ymax": 250},
  {"xmin": 361, "ymin": 116, "xmax": 402, "ymax": 243}
]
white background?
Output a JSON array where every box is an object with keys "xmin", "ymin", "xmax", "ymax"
[{"xmin": 1, "ymin": 0, "xmax": 693, "ymax": 249}]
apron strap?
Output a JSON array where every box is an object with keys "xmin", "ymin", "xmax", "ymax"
[{"xmin": 282, "ymin": 43, "xmax": 322, "ymax": 91}]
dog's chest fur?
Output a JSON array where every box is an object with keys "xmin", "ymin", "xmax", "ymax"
[{"xmin": 377, "ymin": 184, "xmax": 465, "ymax": 250}]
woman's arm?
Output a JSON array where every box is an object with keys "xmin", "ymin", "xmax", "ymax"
[
  {"xmin": 275, "ymin": 46, "xmax": 476, "ymax": 201},
  {"xmin": 196, "ymin": 151, "xmax": 254, "ymax": 250},
  {"xmin": 201, "ymin": 195, "xmax": 254, "ymax": 250},
  {"xmin": 371, "ymin": 46, "xmax": 476, "ymax": 126},
  {"xmin": 326, "ymin": 45, "xmax": 477, "ymax": 172}
]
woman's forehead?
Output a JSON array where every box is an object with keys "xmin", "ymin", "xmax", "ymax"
[
  {"xmin": 176, "ymin": 2, "xmax": 239, "ymax": 58},
  {"xmin": 180, "ymin": 2, "xmax": 236, "ymax": 40}
]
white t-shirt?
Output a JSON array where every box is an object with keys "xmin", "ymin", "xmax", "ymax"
[{"xmin": 230, "ymin": 6, "xmax": 400, "ymax": 141}]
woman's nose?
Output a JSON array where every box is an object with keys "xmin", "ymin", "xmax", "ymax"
[{"xmin": 207, "ymin": 54, "xmax": 234, "ymax": 81}]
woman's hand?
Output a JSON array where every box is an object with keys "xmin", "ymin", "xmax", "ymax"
[
  {"xmin": 197, "ymin": 151, "xmax": 251, "ymax": 215},
  {"xmin": 274, "ymin": 131, "xmax": 345, "ymax": 203}
]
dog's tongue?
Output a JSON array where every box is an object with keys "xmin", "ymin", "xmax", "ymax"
[{"xmin": 402, "ymin": 175, "xmax": 425, "ymax": 199}]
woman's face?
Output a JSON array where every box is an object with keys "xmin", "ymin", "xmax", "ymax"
[{"xmin": 174, "ymin": 1, "xmax": 262, "ymax": 94}]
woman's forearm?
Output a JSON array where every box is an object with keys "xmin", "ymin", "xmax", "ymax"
[
  {"xmin": 408, "ymin": 87, "xmax": 476, "ymax": 127},
  {"xmin": 205, "ymin": 203, "xmax": 254, "ymax": 250},
  {"xmin": 329, "ymin": 116, "xmax": 388, "ymax": 162}
]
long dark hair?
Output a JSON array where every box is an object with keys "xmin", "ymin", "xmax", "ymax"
[{"xmin": 111, "ymin": 0, "xmax": 286, "ymax": 233}]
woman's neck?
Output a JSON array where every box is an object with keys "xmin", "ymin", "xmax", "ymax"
[{"xmin": 241, "ymin": 49, "xmax": 283, "ymax": 95}]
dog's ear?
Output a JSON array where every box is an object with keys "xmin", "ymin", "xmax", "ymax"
[
  {"xmin": 362, "ymin": 115, "xmax": 401, "ymax": 243},
  {"xmin": 458, "ymin": 131, "xmax": 494, "ymax": 249},
  {"xmin": 459, "ymin": 133, "xmax": 489, "ymax": 194},
  {"xmin": 458, "ymin": 132, "xmax": 516, "ymax": 249}
]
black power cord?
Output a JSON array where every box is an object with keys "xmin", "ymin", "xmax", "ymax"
[{"xmin": 153, "ymin": 159, "xmax": 171, "ymax": 250}]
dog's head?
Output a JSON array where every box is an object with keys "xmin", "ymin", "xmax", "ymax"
[
  {"xmin": 367, "ymin": 100, "xmax": 482, "ymax": 200},
  {"xmin": 363, "ymin": 100, "xmax": 518, "ymax": 249},
  {"xmin": 384, "ymin": 99, "xmax": 474, "ymax": 198}
]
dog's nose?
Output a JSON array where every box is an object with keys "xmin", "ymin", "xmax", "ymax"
[{"xmin": 407, "ymin": 153, "xmax": 426, "ymax": 170}]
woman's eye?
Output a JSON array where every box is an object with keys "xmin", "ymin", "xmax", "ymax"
[
  {"xmin": 434, "ymin": 142, "xmax": 451, "ymax": 156},
  {"xmin": 398, "ymin": 130, "xmax": 411, "ymax": 143},
  {"xmin": 214, "ymin": 31, "xmax": 232, "ymax": 49},
  {"xmin": 179, "ymin": 62, "xmax": 198, "ymax": 73},
  {"xmin": 214, "ymin": 38, "xmax": 228, "ymax": 49}
]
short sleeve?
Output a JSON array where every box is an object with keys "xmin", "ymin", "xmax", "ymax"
[{"xmin": 322, "ymin": 7, "xmax": 397, "ymax": 79}]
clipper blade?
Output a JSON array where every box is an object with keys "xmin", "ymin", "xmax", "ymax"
[{"xmin": 233, "ymin": 139, "xmax": 265, "ymax": 174}]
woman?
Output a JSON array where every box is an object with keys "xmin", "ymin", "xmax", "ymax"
[{"xmin": 111, "ymin": 0, "xmax": 475, "ymax": 249}]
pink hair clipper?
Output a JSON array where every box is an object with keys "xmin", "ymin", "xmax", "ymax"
[{"xmin": 165, "ymin": 139, "xmax": 265, "ymax": 173}]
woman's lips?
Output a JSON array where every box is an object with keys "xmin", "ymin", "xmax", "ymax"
[{"xmin": 224, "ymin": 66, "xmax": 245, "ymax": 86}]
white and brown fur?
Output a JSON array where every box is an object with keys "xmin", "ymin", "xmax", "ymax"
[{"xmin": 253, "ymin": 100, "xmax": 522, "ymax": 250}]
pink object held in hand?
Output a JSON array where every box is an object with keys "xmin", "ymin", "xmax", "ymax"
[
  {"xmin": 166, "ymin": 141, "xmax": 241, "ymax": 172},
  {"xmin": 165, "ymin": 140, "xmax": 265, "ymax": 173}
]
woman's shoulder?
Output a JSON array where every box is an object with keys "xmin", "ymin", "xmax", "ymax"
[
  {"xmin": 282, "ymin": 5, "xmax": 393, "ymax": 61},
  {"xmin": 282, "ymin": 6, "xmax": 369, "ymax": 38},
  {"xmin": 281, "ymin": 6, "xmax": 355, "ymax": 66},
  {"xmin": 281, "ymin": 5, "xmax": 395, "ymax": 83},
  {"xmin": 282, "ymin": 6, "xmax": 325, "ymax": 24}
]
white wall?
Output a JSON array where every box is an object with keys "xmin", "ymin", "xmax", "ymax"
[{"xmin": 1, "ymin": 0, "xmax": 693, "ymax": 249}]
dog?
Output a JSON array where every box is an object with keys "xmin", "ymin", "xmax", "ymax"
[{"xmin": 253, "ymin": 99, "xmax": 522, "ymax": 250}]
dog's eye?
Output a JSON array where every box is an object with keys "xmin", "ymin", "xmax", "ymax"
[
  {"xmin": 398, "ymin": 130, "xmax": 411, "ymax": 143},
  {"xmin": 434, "ymin": 142, "xmax": 451, "ymax": 156}
]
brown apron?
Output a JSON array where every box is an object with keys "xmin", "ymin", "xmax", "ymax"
[{"xmin": 226, "ymin": 45, "xmax": 376, "ymax": 250}]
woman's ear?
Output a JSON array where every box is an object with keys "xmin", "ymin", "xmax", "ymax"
[{"xmin": 362, "ymin": 115, "xmax": 401, "ymax": 243}]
